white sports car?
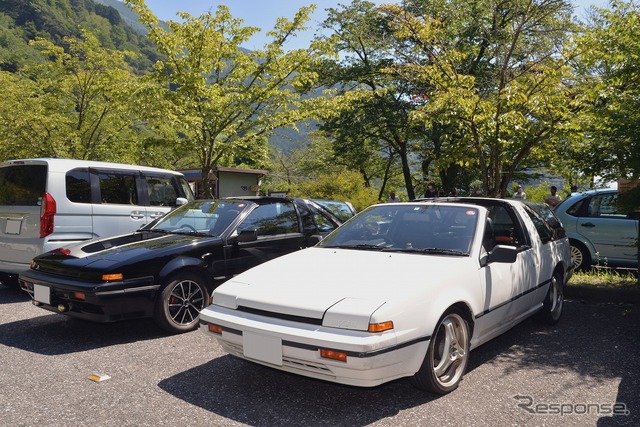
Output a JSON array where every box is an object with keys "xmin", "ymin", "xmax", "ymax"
[{"xmin": 200, "ymin": 198, "xmax": 573, "ymax": 394}]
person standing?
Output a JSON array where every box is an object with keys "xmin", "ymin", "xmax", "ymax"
[
  {"xmin": 424, "ymin": 182, "xmax": 437, "ymax": 198},
  {"xmin": 544, "ymin": 185, "xmax": 562, "ymax": 207},
  {"xmin": 388, "ymin": 191, "xmax": 401, "ymax": 202},
  {"xmin": 514, "ymin": 185, "xmax": 526, "ymax": 199}
]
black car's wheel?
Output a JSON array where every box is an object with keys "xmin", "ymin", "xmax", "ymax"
[
  {"xmin": 534, "ymin": 272, "xmax": 564, "ymax": 325},
  {"xmin": 569, "ymin": 240, "xmax": 590, "ymax": 271},
  {"xmin": 410, "ymin": 308, "xmax": 470, "ymax": 394},
  {"xmin": 153, "ymin": 272, "xmax": 209, "ymax": 334}
]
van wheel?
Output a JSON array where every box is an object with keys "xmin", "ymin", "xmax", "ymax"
[
  {"xmin": 410, "ymin": 308, "xmax": 470, "ymax": 394},
  {"xmin": 153, "ymin": 273, "xmax": 209, "ymax": 334}
]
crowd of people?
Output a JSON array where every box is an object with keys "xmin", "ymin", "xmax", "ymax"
[{"xmin": 387, "ymin": 182, "xmax": 579, "ymax": 206}]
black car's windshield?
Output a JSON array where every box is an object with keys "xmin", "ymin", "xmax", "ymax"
[
  {"xmin": 318, "ymin": 204, "xmax": 478, "ymax": 255},
  {"xmin": 151, "ymin": 200, "xmax": 245, "ymax": 236}
]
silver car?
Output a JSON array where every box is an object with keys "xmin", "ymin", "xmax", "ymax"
[{"xmin": 554, "ymin": 189, "xmax": 639, "ymax": 270}]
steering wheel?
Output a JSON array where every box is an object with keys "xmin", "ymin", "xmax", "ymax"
[{"xmin": 178, "ymin": 224, "xmax": 197, "ymax": 232}]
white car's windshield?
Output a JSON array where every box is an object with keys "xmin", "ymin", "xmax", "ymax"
[{"xmin": 319, "ymin": 204, "xmax": 479, "ymax": 255}]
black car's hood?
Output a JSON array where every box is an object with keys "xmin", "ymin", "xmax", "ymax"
[{"xmin": 35, "ymin": 231, "xmax": 222, "ymax": 271}]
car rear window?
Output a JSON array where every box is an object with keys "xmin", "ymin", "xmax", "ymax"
[{"xmin": 0, "ymin": 164, "xmax": 47, "ymax": 205}]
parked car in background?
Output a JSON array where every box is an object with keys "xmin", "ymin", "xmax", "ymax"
[
  {"xmin": 0, "ymin": 158, "xmax": 194, "ymax": 288},
  {"xmin": 554, "ymin": 189, "xmax": 639, "ymax": 270},
  {"xmin": 200, "ymin": 198, "xmax": 573, "ymax": 394},
  {"xmin": 311, "ymin": 199, "xmax": 356, "ymax": 222},
  {"xmin": 19, "ymin": 197, "xmax": 343, "ymax": 333}
]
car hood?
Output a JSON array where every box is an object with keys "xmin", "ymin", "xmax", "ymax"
[
  {"xmin": 35, "ymin": 231, "xmax": 220, "ymax": 271},
  {"xmin": 212, "ymin": 247, "xmax": 476, "ymax": 331}
]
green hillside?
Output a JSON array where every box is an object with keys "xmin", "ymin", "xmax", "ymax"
[{"xmin": 0, "ymin": 0, "xmax": 160, "ymax": 73}]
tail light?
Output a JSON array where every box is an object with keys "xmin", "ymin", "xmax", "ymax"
[{"xmin": 40, "ymin": 192, "xmax": 56, "ymax": 238}]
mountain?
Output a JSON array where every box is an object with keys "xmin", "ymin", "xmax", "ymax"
[
  {"xmin": 93, "ymin": 0, "xmax": 152, "ymax": 35},
  {"xmin": 0, "ymin": 0, "xmax": 313, "ymax": 153},
  {"xmin": 0, "ymin": 0, "xmax": 159, "ymax": 73}
]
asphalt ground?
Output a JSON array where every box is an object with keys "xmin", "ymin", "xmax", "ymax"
[{"xmin": 1, "ymin": 285, "xmax": 638, "ymax": 427}]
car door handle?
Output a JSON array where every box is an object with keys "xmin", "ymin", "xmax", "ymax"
[
  {"xmin": 130, "ymin": 211, "xmax": 145, "ymax": 220},
  {"xmin": 580, "ymin": 222, "xmax": 595, "ymax": 228},
  {"xmin": 149, "ymin": 212, "xmax": 165, "ymax": 219}
]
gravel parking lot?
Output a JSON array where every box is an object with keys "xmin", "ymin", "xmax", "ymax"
[{"xmin": 1, "ymin": 285, "xmax": 638, "ymax": 427}]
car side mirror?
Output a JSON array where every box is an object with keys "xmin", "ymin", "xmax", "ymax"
[
  {"xmin": 237, "ymin": 229, "xmax": 258, "ymax": 243},
  {"xmin": 176, "ymin": 197, "xmax": 188, "ymax": 206},
  {"xmin": 485, "ymin": 245, "xmax": 517, "ymax": 265}
]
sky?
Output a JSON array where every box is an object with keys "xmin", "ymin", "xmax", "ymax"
[{"xmin": 143, "ymin": 0, "xmax": 610, "ymax": 51}]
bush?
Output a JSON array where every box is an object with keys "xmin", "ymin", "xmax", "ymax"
[{"xmin": 287, "ymin": 170, "xmax": 378, "ymax": 212}]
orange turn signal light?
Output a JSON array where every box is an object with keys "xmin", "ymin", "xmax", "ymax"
[
  {"xmin": 320, "ymin": 349, "xmax": 347, "ymax": 362},
  {"xmin": 368, "ymin": 321, "xmax": 394, "ymax": 332},
  {"xmin": 102, "ymin": 273, "xmax": 123, "ymax": 281},
  {"xmin": 208, "ymin": 324, "xmax": 223, "ymax": 335}
]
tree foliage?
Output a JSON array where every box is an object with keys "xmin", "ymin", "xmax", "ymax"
[
  {"xmin": 574, "ymin": 0, "xmax": 640, "ymax": 181},
  {"xmin": 317, "ymin": 0, "xmax": 427, "ymax": 200},
  {"xmin": 0, "ymin": 0, "xmax": 158, "ymax": 73},
  {"xmin": 381, "ymin": 0, "xmax": 579, "ymax": 197},
  {"xmin": 0, "ymin": 30, "xmax": 148, "ymax": 162},
  {"xmin": 287, "ymin": 169, "xmax": 378, "ymax": 211},
  {"xmin": 125, "ymin": 0, "xmax": 331, "ymax": 197}
]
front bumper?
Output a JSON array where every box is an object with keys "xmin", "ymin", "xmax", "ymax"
[
  {"xmin": 199, "ymin": 305, "xmax": 430, "ymax": 388},
  {"xmin": 19, "ymin": 269, "xmax": 159, "ymax": 323}
]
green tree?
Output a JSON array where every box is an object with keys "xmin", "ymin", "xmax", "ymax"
[
  {"xmin": 317, "ymin": 0, "xmax": 427, "ymax": 200},
  {"xmin": 125, "ymin": 0, "xmax": 329, "ymax": 197},
  {"xmin": 0, "ymin": 30, "xmax": 148, "ymax": 162},
  {"xmin": 574, "ymin": 1, "xmax": 640, "ymax": 183},
  {"xmin": 382, "ymin": 0, "xmax": 578, "ymax": 197}
]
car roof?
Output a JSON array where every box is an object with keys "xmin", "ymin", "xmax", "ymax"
[
  {"xmin": 0, "ymin": 158, "xmax": 186, "ymax": 176},
  {"xmin": 225, "ymin": 196, "xmax": 297, "ymax": 204},
  {"xmin": 411, "ymin": 196, "xmax": 523, "ymax": 209},
  {"xmin": 570, "ymin": 188, "xmax": 617, "ymax": 197}
]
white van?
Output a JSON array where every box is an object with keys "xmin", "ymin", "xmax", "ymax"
[{"xmin": 0, "ymin": 158, "xmax": 195, "ymax": 288}]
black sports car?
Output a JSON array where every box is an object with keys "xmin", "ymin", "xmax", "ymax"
[{"xmin": 19, "ymin": 197, "xmax": 346, "ymax": 333}]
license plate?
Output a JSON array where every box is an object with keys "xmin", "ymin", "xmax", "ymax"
[
  {"xmin": 5, "ymin": 219, "xmax": 21, "ymax": 235},
  {"xmin": 243, "ymin": 331, "xmax": 282, "ymax": 366},
  {"xmin": 33, "ymin": 284, "xmax": 51, "ymax": 305}
]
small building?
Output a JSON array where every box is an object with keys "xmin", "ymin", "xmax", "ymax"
[{"xmin": 179, "ymin": 166, "xmax": 268, "ymax": 198}]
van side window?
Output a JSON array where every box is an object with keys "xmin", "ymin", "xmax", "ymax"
[
  {"xmin": 146, "ymin": 175, "xmax": 179, "ymax": 207},
  {"xmin": 98, "ymin": 172, "xmax": 138, "ymax": 205},
  {"xmin": 65, "ymin": 169, "xmax": 91, "ymax": 203}
]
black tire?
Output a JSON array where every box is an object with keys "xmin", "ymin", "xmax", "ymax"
[
  {"xmin": 410, "ymin": 308, "xmax": 470, "ymax": 394},
  {"xmin": 534, "ymin": 272, "xmax": 564, "ymax": 325},
  {"xmin": 153, "ymin": 272, "xmax": 209, "ymax": 334},
  {"xmin": 569, "ymin": 240, "xmax": 590, "ymax": 271},
  {"xmin": 0, "ymin": 273, "xmax": 20, "ymax": 289}
]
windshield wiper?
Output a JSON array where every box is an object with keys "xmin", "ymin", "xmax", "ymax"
[
  {"xmin": 149, "ymin": 229, "xmax": 171, "ymax": 234},
  {"xmin": 324, "ymin": 244, "xmax": 386, "ymax": 251},
  {"xmin": 171, "ymin": 230, "xmax": 211, "ymax": 237},
  {"xmin": 382, "ymin": 247, "xmax": 469, "ymax": 256},
  {"xmin": 150, "ymin": 229, "xmax": 209, "ymax": 237}
]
